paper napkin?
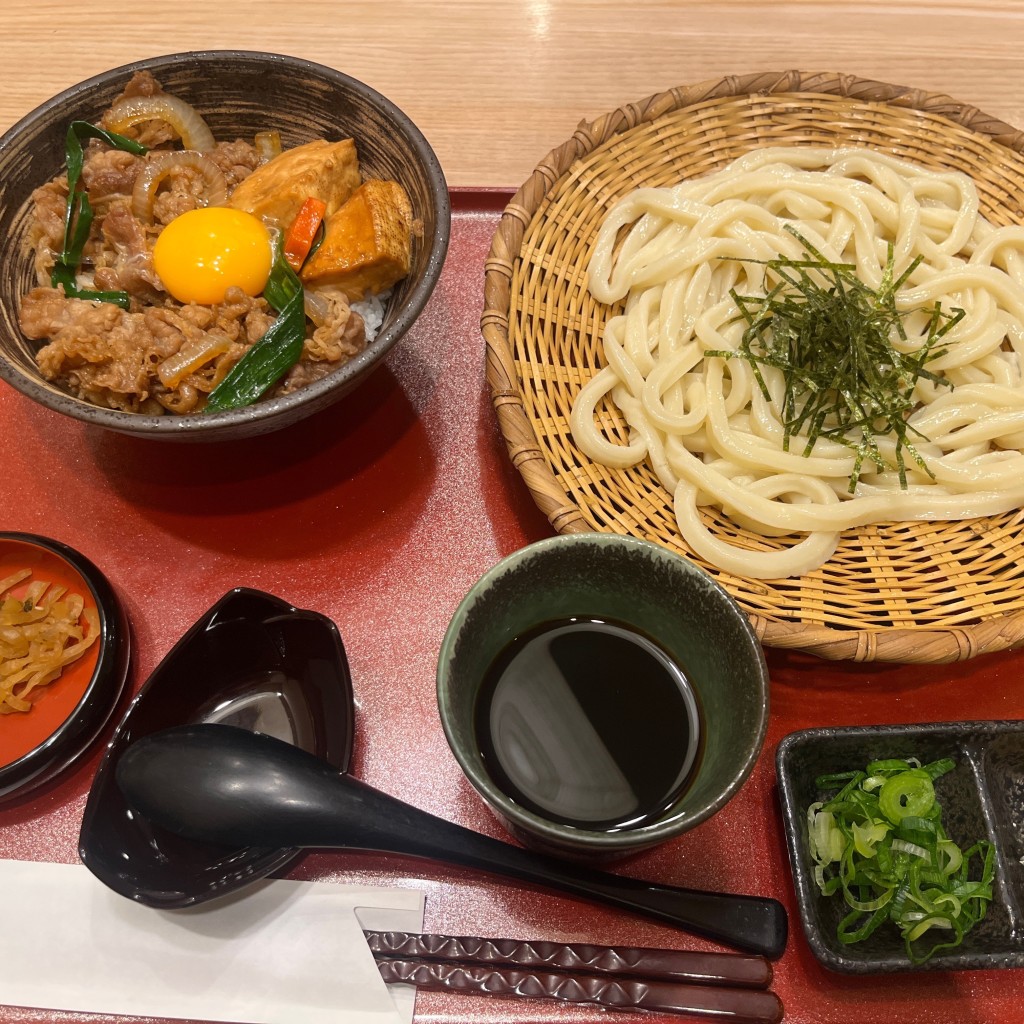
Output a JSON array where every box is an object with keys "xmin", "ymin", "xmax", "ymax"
[{"xmin": 1, "ymin": 859, "xmax": 424, "ymax": 1024}]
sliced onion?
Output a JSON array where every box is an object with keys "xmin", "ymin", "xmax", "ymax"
[
  {"xmin": 106, "ymin": 95, "xmax": 215, "ymax": 151},
  {"xmin": 132, "ymin": 151, "xmax": 228, "ymax": 222},
  {"xmin": 158, "ymin": 334, "xmax": 234, "ymax": 388},
  {"xmin": 303, "ymin": 290, "xmax": 332, "ymax": 327},
  {"xmin": 254, "ymin": 130, "xmax": 282, "ymax": 164}
]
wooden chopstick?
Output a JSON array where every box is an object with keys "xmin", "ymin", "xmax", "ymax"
[
  {"xmin": 363, "ymin": 930, "xmax": 773, "ymax": 988},
  {"xmin": 375, "ymin": 957, "xmax": 784, "ymax": 1023}
]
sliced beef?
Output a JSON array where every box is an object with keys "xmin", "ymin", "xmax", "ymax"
[{"xmin": 22, "ymin": 287, "xmax": 275, "ymax": 413}]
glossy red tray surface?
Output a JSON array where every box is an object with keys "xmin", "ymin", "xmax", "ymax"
[{"xmin": 1, "ymin": 190, "xmax": 1023, "ymax": 1024}]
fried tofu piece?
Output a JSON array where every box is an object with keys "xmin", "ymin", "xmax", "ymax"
[
  {"xmin": 300, "ymin": 179, "xmax": 413, "ymax": 299},
  {"xmin": 228, "ymin": 139, "xmax": 361, "ymax": 227}
]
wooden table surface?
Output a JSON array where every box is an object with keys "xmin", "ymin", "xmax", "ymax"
[
  {"xmin": 2, "ymin": 0, "xmax": 1022, "ymax": 188},
  {"xmin": 3, "ymin": 4, "xmax": 1024, "ymax": 1024}
]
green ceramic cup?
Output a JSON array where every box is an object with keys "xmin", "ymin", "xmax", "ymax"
[{"xmin": 436, "ymin": 533, "xmax": 770, "ymax": 860}]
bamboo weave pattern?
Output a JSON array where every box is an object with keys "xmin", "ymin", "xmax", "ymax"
[{"xmin": 482, "ymin": 72, "xmax": 1024, "ymax": 663}]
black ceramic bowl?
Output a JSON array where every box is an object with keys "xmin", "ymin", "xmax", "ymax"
[
  {"xmin": 437, "ymin": 533, "xmax": 770, "ymax": 861},
  {"xmin": 0, "ymin": 51, "xmax": 450, "ymax": 441},
  {"xmin": 777, "ymin": 722, "xmax": 1024, "ymax": 973},
  {"xmin": 0, "ymin": 532, "xmax": 129, "ymax": 803}
]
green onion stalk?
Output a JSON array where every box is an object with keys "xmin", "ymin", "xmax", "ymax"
[{"xmin": 52, "ymin": 122, "xmax": 147, "ymax": 309}]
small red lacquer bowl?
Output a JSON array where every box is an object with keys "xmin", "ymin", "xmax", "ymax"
[{"xmin": 0, "ymin": 532, "xmax": 129, "ymax": 803}]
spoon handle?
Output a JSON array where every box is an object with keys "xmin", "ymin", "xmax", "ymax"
[
  {"xmin": 115, "ymin": 726, "xmax": 787, "ymax": 958},
  {"xmin": 316, "ymin": 775, "xmax": 787, "ymax": 959}
]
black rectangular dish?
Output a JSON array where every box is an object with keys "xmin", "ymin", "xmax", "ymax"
[{"xmin": 776, "ymin": 721, "xmax": 1024, "ymax": 973}]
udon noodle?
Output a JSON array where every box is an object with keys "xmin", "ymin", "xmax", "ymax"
[{"xmin": 571, "ymin": 147, "xmax": 1024, "ymax": 578}]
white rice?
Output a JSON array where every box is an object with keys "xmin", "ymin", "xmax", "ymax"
[{"xmin": 352, "ymin": 289, "xmax": 390, "ymax": 342}]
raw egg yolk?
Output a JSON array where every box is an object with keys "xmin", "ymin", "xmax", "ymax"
[{"xmin": 152, "ymin": 207, "xmax": 273, "ymax": 305}]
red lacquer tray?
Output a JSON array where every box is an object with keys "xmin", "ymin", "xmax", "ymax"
[{"xmin": 1, "ymin": 190, "xmax": 1022, "ymax": 1024}]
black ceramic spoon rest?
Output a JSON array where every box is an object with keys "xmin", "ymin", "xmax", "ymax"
[{"xmin": 78, "ymin": 588, "xmax": 354, "ymax": 907}]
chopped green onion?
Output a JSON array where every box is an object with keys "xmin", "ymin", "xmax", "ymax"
[
  {"xmin": 921, "ymin": 758, "xmax": 956, "ymax": 781},
  {"xmin": 852, "ymin": 820, "xmax": 890, "ymax": 857},
  {"xmin": 867, "ymin": 758, "xmax": 918, "ymax": 773},
  {"xmin": 878, "ymin": 769, "xmax": 935, "ymax": 825},
  {"xmin": 890, "ymin": 838, "xmax": 931, "ymax": 861},
  {"xmin": 52, "ymin": 121, "xmax": 147, "ymax": 309},
  {"xmin": 937, "ymin": 839, "xmax": 964, "ymax": 875},
  {"xmin": 815, "ymin": 770, "xmax": 862, "ymax": 788},
  {"xmin": 807, "ymin": 757, "xmax": 994, "ymax": 963},
  {"xmin": 204, "ymin": 248, "xmax": 306, "ymax": 412}
]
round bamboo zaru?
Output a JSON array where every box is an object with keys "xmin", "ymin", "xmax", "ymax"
[{"xmin": 481, "ymin": 71, "xmax": 1024, "ymax": 664}]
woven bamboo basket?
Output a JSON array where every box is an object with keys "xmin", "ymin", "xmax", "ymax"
[{"xmin": 482, "ymin": 71, "xmax": 1024, "ymax": 664}]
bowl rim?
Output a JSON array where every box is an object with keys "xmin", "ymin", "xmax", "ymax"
[
  {"xmin": 436, "ymin": 532, "xmax": 770, "ymax": 850},
  {"xmin": 0, "ymin": 531, "xmax": 130, "ymax": 803},
  {"xmin": 0, "ymin": 49, "xmax": 452, "ymax": 438}
]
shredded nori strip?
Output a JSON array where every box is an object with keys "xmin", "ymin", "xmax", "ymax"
[{"xmin": 709, "ymin": 226, "xmax": 965, "ymax": 492}]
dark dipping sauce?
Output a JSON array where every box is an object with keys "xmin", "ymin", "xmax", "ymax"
[{"xmin": 474, "ymin": 617, "xmax": 703, "ymax": 831}]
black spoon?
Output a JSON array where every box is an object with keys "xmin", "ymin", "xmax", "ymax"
[{"xmin": 116, "ymin": 724, "xmax": 787, "ymax": 959}]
